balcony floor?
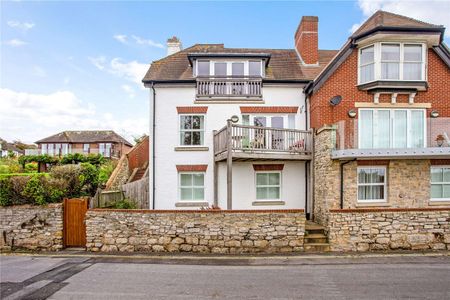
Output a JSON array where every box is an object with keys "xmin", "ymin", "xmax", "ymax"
[
  {"xmin": 215, "ymin": 150, "xmax": 312, "ymax": 162},
  {"xmin": 332, "ymin": 147, "xmax": 450, "ymax": 160}
]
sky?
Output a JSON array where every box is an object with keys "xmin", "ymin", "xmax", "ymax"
[{"xmin": 1, "ymin": 0, "xmax": 449, "ymax": 144}]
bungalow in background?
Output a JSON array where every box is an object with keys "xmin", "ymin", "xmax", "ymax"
[
  {"xmin": 26, "ymin": 130, "xmax": 133, "ymax": 159},
  {"xmin": 0, "ymin": 138, "xmax": 25, "ymax": 157}
]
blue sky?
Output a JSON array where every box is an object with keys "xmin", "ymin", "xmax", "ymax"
[{"xmin": 1, "ymin": 0, "xmax": 449, "ymax": 143}]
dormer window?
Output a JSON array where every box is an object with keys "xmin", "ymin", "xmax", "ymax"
[
  {"xmin": 194, "ymin": 60, "xmax": 264, "ymax": 78},
  {"xmin": 358, "ymin": 42, "xmax": 426, "ymax": 84}
]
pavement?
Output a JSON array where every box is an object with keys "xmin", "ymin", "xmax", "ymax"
[{"xmin": 1, "ymin": 252, "xmax": 450, "ymax": 299}]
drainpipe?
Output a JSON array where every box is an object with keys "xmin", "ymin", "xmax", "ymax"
[
  {"xmin": 340, "ymin": 159, "xmax": 356, "ymax": 209},
  {"xmin": 151, "ymin": 82, "xmax": 156, "ymax": 210}
]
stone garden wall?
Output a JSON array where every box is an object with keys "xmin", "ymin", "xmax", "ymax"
[
  {"xmin": 0, "ymin": 204, "xmax": 64, "ymax": 251},
  {"xmin": 86, "ymin": 209, "xmax": 306, "ymax": 253},
  {"xmin": 328, "ymin": 208, "xmax": 450, "ymax": 251}
]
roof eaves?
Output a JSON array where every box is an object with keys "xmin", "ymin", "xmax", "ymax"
[
  {"xmin": 432, "ymin": 44, "xmax": 450, "ymax": 69},
  {"xmin": 352, "ymin": 26, "xmax": 445, "ymax": 44}
]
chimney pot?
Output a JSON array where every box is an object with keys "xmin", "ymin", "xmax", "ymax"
[
  {"xmin": 167, "ymin": 36, "xmax": 182, "ymax": 56},
  {"xmin": 295, "ymin": 16, "xmax": 319, "ymax": 65}
]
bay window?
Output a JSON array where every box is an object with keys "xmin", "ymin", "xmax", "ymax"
[
  {"xmin": 430, "ymin": 167, "xmax": 450, "ymax": 201},
  {"xmin": 359, "ymin": 42, "xmax": 425, "ymax": 84},
  {"xmin": 357, "ymin": 167, "xmax": 387, "ymax": 202},
  {"xmin": 180, "ymin": 115, "xmax": 205, "ymax": 146},
  {"xmin": 359, "ymin": 109, "xmax": 425, "ymax": 149}
]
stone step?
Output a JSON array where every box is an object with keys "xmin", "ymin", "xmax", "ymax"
[
  {"xmin": 304, "ymin": 243, "xmax": 331, "ymax": 252},
  {"xmin": 304, "ymin": 234, "xmax": 328, "ymax": 244}
]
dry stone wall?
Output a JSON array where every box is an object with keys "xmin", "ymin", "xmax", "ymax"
[
  {"xmin": 328, "ymin": 209, "xmax": 450, "ymax": 251},
  {"xmin": 0, "ymin": 204, "xmax": 63, "ymax": 251},
  {"xmin": 86, "ymin": 210, "xmax": 306, "ymax": 254}
]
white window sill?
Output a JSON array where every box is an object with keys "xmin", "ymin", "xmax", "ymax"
[
  {"xmin": 428, "ymin": 199, "xmax": 450, "ymax": 206},
  {"xmin": 355, "ymin": 201, "xmax": 390, "ymax": 208},
  {"xmin": 174, "ymin": 146, "xmax": 209, "ymax": 152},
  {"xmin": 252, "ymin": 200, "xmax": 285, "ymax": 206},
  {"xmin": 175, "ymin": 201, "xmax": 209, "ymax": 207}
]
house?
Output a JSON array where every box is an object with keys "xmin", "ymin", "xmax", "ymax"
[
  {"xmin": 143, "ymin": 24, "xmax": 337, "ymax": 210},
  {"xmin": 0, "ymin": 138, "xmax": 24, "ymax": 157},
  {"xmin": 305, "ymin": 11, "xmax": 450, "ymax": 225},
  {"xmin": 29, "ymin": 130, "xmax": 133, "ymax": 159}
]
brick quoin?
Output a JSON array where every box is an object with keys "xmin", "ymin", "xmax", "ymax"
[
  {"xmin": 240, "ymin": 106, "xmax": 299, "ymax": 114},
  {"xmin": 176, "ymin": 165, "xmax": 208, "ymax": 172},
  {"xmin": 176, "ymin": 106, "xmax": 208, "ymax": 114},
  {"xmin": 309, "ymin": 49, "xmax": 450, "ymax": 130}
]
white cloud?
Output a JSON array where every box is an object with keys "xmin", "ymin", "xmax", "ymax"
[
  {"xmin": 7, "ymin": 20, "xmax": 35, "ymax": 31},
  {"xmin": 351, "ymin": 0, "xmax": 450, "ymax": 37},
  {"xmin": 121, "ymin": 84, "xmax": 136, "ymax": 98},
  {"xmin": 131, "ymin": 35, "xmax": 164, "ymax": 48},
  {"xmin": 4, "ymin": 39, "xmax": 27, "ymax": 47},
  {"xmin": 113, "ymin": 34, "xmax": 128, "ymax": 44},
  {"xmin": 110, "ymin": 58, "xmax": 148, "ymax": 86},
  {"xmin": 0, "ymin": 88, "xmax": 148, "ymax": 144},
  {"xmin": 88, "ymin": 56, "xmax": 107, "ymax": 70}
]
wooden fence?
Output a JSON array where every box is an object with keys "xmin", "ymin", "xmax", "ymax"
[
  {"xmin": 122, "ymin": 176, "xmax": 149, "ymax": 209},
  {"xmin": 91, "ymin": 189, "xmax": 124, "ymax": 208}
]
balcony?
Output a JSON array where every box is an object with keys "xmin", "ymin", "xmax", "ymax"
[
  {"xmin": 331, "ymin": 118, "xmax": 450, "ymax": 159},
  {"xmin": 213, "ymin": 123, "xmax": 313, "ymax": 161},
  {"xmin": 196, "ymin": 77, "xmax": 262, "ymax": 101},
  {"xmin": 24, "ymin": 148, "xmax": 121, "ymax": 159}
]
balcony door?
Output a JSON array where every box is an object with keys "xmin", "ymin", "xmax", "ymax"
[{"xmin": 253, "ymin": 116, "xmax": 285, "ymax": 150}]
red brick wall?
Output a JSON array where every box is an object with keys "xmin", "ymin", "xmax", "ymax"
[
  {"xmin": 127, "ymin": 136, "xmax": 149, "ymax": 172},
  {"xmin": 295, "ymin": 16, "xmax": 319, "ymax": 65},
  {"xmin": 310, "ymin": 48, "xmax": 450, "ymax": 129}
]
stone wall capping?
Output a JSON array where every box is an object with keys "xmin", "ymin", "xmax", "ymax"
[
  {"xmin": 89, "ymin": 208, "xmax": 305, "ymax": 214},
  {"xmin": 315, "ymin": 125, "xmax": 335, "ymax": 135},
  {"xmin": 330, "ymin": 207, "xmax": 450, "ymax": 213}
]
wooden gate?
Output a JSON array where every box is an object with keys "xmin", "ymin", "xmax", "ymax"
[{"xmin": 64, "ymin": 198, "xmax": 88, "ymax": 247}]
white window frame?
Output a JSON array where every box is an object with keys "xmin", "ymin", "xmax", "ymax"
[
  {"xmin": 178, "ymin": 172, "xmax": 205, "ymax": 202},
  {"xmin": 195, "ymin": 60, "xmax": 264, "ymax": 77},
  {"xmin": 83, "ymin": 143, "xmax": 90, "ymax": 153},
  {"xmin": 430, "ymin": 166, "xmax": 450, "ymax": 201},
  {"xmin": 41, "ymin": 143, "xmax": 47, "ymax": 155},
  {"xmin": 358, "ymin": 42, "xmax": 426, "ymax": 84},
  {"xmin": 357, "ymin": 166, "xmax": 387, "ymax": 203},
  {"xmin": 358, "ymin": 45, "xmax": 375, "ymax": 84},
  {"xmin": 358, "ymin": 108, "xmax": 427, "ymax": 149},
  {"xmin": 255, "ymin": 171, "xmax": 282, "ymax": 201},
  {"xmin": 178, "ymin": 114, "xmax": 206, "ymax": 147}
]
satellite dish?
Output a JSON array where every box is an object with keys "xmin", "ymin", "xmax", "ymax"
[{"xmin": 329, "ymin": 95, "xmax": 342, "ymax": 106}]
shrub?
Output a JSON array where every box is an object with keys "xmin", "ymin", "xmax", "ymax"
[
  {"xmin": 111, "ymin": 198, "xmax": 137, "ymax": 209},
  {"xmin": 45, "ymin": 178, "xmax": 67, "ymax": 203},
  {"xmin": 60, "ymin": 153, "xmax": 105, "ymax": 166},
  {"xmin": 49, "ymin": 164, "xmax": 82, "ymax": 197},
  {"xmin": 0, "ymin": 158, "xmax": 22, "ymax": 174},
  {"xmin": 0, "ymin": 177, "xmax": 12, "ymax": 206},
  {"xmin": 24, "ymin": 162, "xmax": 38, "ymax": 173},
  {"xmin": 21, "ymin": 175, "xmax": 46, "ymax": 205},
  {"xmin": 9, "ymin": 176, "xmax": 30, "ymax": 205},
  {"xmin": 98, "ymin": 160, "xmax": 116, "ymax": 185},
  {"xmin": 18, "ymin": 154, "xmax": 59, "ymax": 166},
  {"xmin": 79, "ymin": 162, "xmax": 99, "ymax": 196}
]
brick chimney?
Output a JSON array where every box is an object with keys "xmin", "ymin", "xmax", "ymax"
[
  {"xmin": 294, "ymin": 16, "xmax": 319, "ymax": 65},
  {"xmin": 167, "ymin": 36, "xmax": 182, "ymax": 56}
]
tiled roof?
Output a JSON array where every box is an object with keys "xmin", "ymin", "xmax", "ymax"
[
  {"xmin": 352, "ymin": 10, "xmax": 443, "ymax": 38},
  {"xmin": 35, "ymin": 130, "xmax": 132, "ymax": 146},
  {"xmin": 143, "ymin": 44, "xmax": 338, "ymax": 82}
]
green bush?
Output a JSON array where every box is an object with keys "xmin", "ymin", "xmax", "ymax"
[
  {"xmin": 110, "ymin": 198, "xmax": 137, "ymax": 209},
  {"xmin": 9, "ymin": 176, "xmax": 30, "ymax": 205},
  {"xmin": 18, "ymin": 154, "xmax": 59, "ymax": 166},
  {"xmin": 98, "ymin": 160, "xmax": 116, "ymax": 185},
  {"xmin": 0, "ymin": 177, "xmax": 12, "ymax": 206},
  {"xmin": 45, "ymin": 178, "xmax": 67, "ymax": 203},
  {"xmin": 0, "ymin": 158, "xmax": 22, "ymax": 174},
  {"xmin": 49, "ymin": 164, "xmax": 82, "ymax": 197},
  {"xmin": 60, "ymin": 153, "xmax": 105, "ymax": 166},
  {"xmin": 21, "ymin": 175, "xmax": 46, "ymax": 205},
  {"xmin": 79, "ymin": 162, "xmax": 99, "ymax": 196},
  {"xmin": 24, "ymin": 162, "xmax": 38, "ymax": 173}
]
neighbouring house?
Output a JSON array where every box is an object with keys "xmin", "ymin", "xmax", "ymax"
[
  {"xmin": 305, "ymin": 11, "xmax": 450, "ymax": 225},
  {"xmin": 28, "ymin": 130, "xmax": 133, "ymax": 159},
  {"xmin": 0, "ymin": 138, "xmax": 24, "ymax": 157},
  {"xmin": 143, "ymin": 23, "xmax": 336, "ymax": 210}
]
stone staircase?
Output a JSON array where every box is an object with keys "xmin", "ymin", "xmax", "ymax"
[{"xmin": 304, "ymin": 221, "xmax": 330, "ymax": 252}]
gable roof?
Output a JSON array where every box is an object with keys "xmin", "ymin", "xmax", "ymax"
[
  {"xmin": 352, "ymin": 10, "xmax": 444, "ymax": 40},
  {"xmin": 143, "ymin": 44, "xmax": 338, "ymax": 83},
  {"xmin": 35, "ymin": 130, "xmax": 132, "ymax": 146}
]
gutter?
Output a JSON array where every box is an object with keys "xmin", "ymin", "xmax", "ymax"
[
  {"xmin": 151, "ymin": 83, "xmax": 156, "ymax": 210},
  {"xmin": 340, "ymin": 159, "xmax": 356, "ymax": 209}
]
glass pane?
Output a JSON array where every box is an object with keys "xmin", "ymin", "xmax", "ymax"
[
  {"xmin": 403, "ymin": 63, "xmax": 422, "ymax": 80},
  {"xmin": 431, "ymin": 168, "xmax": 443, "ymax": 182},
  {"xmin": 372, "ymin": 168, "xmax": 385, "ymax": 183},
  {"xmin": 443, "ymin": 168, "xmax": 450, "ymax": 182},
  {"xmin": 180, "ymin": 188, "xmax": 192, "ymax": 200},
  {"xmin": 359, "ymin": 110, "xmax": 373, "ymax": 149},
  {"xmin": 256, "ymin": 173, "xmax": 268, "ymax": 186},
  {"xmin": 181, "ymin": 132, "xmax": 192, "ymax": 145},
  {"xmin": 192, "ymin": 116, "xmax": 203, "ymax": 129},
  {"xmin": 372, "ymin": 185, "xmax": 384, "ymax": 200},
  {"xmin": 254, "ymin": 117, "xmax": 266, "ymax": 127},
  {"xmin": 214, "ymin": 63, "xmax": 227, "ymax": 76},
  {"xmin": 381, "ymin": 44, "xmax": 400, "ymax": 61},
  {"xmin": 268, "ymin": 173, "xmax": 280, "ymax": 185},
  {"xmin": 249, "ymin": 61, "xmax": 261, "ymax": 76},
  {"xmin": 443, "ymin": 185, "xmax": 450, "ymax": 198},
  {"xmin": 267, "ymin": 187, "xmax": 280, "ymax": 199},
  {"xmin": 360, "ymin": 46, "xmax": 374, "ymax": 64},
  {"xmin": 193, "ymin": 174, "xmax": 204, "ymax": 186},
  {"xmin": 242, "ymin": 115, "xmax": 250, "ymax": 125},
  {"xmin": 197, "ymin": 61, "xmax": 210, "ymax": 76},
  {"xmin": 180, "ymin": 174, "xmax": 192, "ymax": 186},
  {"xmin": 358, "ymin": 186, "xmax": 372, "ymax": 200},
  {"xmin": 394, "ymin": 110, "xmax": 407, "ymax": 148},
  {"xmin": 256, "ymin": 187, "xmax": 267, "ymax": 199},
  {"xmin": 360, "ymin": 63, "xmax": 374, "ymax": 83},
  {"xmin": 404, "ymin": 45, "xmax": 422, "ymax": 62},
  {"xmin": 271, "ymin": 117, "xmax": 283, "ymax": 129},
  {"xmin": 181, "ymin": 116, "xmax": 192, "ymax": 129},
  {"xmin": 410, "ymin": 110, "xmax": 424, "ymax": 148},
  {"xmin": 192, "ymin": 132, "xmax": 201, "ymax": 145},
  {"xmin": 288, "ymin": 115, "xmax": 295, "ymax": 129},
  {"xmin": 381, "ymin": 62, "xmax": 400, "ymax": 79},
  {"xmin": 431, "ymin": 184, "xmax": 442, "ymax": 198},
  {"xmin": 375, "ymin": 110, "xmax": 390, "ymax": 148},
  {"xmin": 232, "ymin": 63, "xmax": 244, "ymax": 76},
  {"xmin": 193, "ymin": 188, "xmax": 204, "ymax": 200}
]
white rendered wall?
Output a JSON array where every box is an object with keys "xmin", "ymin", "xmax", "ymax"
[{"xmin": 152, "ymin": 85, "xmax": 307, "ymax": 209}]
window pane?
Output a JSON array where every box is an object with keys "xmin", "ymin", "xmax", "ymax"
[
  {"xmin": 372, "ymin": 185, "xmax": 384, "ymax": 200},
  {"xmin": 180, "ymin": 116, "xmax": 191, "ymax": 129},
  {"xmin": 267, "ymin": 187, "xmax": 280, "ymax": 199},
  {"xmin": 404, "ymin": 45, "xmax": 422, "ymax": 62},
  {"xmin": 404, "ymin": 63, "xmax": 422, "ymax": 80},
  {"xmin": 192, "ymin": 132, "xmax": 202, "ymax": 145},
  {"xmin": 249, "ymin": 61, "xmax": 261, "ymax": 76},
  {"xmin": 359, "ymin": 110, "xmax": 373, "ymax": 149},
  {"xmin": 410, "ymin": 110, "xmax": 424, "ymax": 148},
  {"xmin": 193, "ymin": 174, "xmax": 204, "ymax": 186},
  {"xmin": 242, "ymin": 115, "xmax": 250, "ymax": 125},
  {"xmin": 431, "ymin": 168, "xmax": 443, "ymax": 182},
  {"xmin": 268, "ymin": 173, "xmax": 280, "ymax": 185},
  {"xmin": 358, "ymin": 186, "xmax": 372, "ymax": 200},
  {"xmin": 381, "ymin": 62, "xmax": 400, "ymax": 79},
  {"xmin": 372, "ymin": 168, "xmax": 385, "ymax": 183},
  {"xmin": 180, "ymin": 174, "xmax": 192, "ymax": 186},
  {"xmin": 431, "ymin": 184, "xmax": 442, "ymax": 198},
  {"xmin": 192, "ymin": 116, "xmax": 203, "ymax": 129},
  {"xmin": 360, "ymin": 46, "xmax": 374, "ymax": 64},
  {"xmin": 394, "ymin": 110, "xmax": 407, "ymax": 148},
  {"xmin": 181, "ymin": 132, "xmax": 192, "ymax": 145},
  {"xmin": 375, "ymin": 110, "xmax": 390, "ymax": 148},
  {"xmin": 214, "ymin": 63, "xmax": 227, "ymax": 76},
  {"xmin": 197, "ymin": 61, "xmax": 210, "ymax": 76},
  {"xmin": 193, "ymin": 188, "xmax": 204, "ymax": 200},
  {"xmin": 180, "ymin": 188, "xmax": 192, "ymax": 200},
  {"xmin": 443, "ymin": 185, "xmax": 450, "ymax": 198},
  {"xmin": 360, "ymin": 63, "xmax": 374, "ymax": 83},
  {"xmin": 256, "ymin": 173, "xmax": 268, "ymax": 186},
  {"xmin": 256, "ymin": 187, "xmax": 267, "ymax": 199},
  {"xmin": 381, "ymin": 44, "xmax": 400, "ymax": 61},
  {"xmin": 254, "ymin": 117, "xmax": 266, "ymax": 127},
  {"xmin": 443, "ymin": 168, "xmax": 450, "ymax": 182},
  {"xmin": 232, "ymin": 63, "xmax": 244, "ymax": 76}
]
